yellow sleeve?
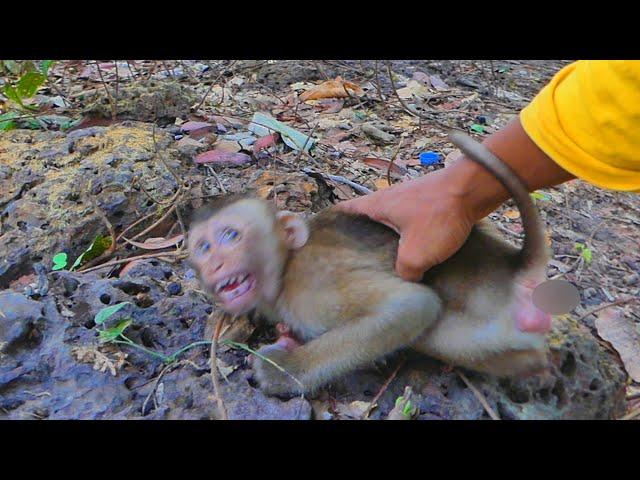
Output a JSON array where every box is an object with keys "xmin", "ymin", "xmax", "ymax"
[{"xmin": 520, "ymin": 60, "xmax": 640, "ymax": 192}]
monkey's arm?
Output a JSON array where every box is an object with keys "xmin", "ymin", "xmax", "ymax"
[{"xmin": 253, "ymin": 283, "xmax": 441, "ymax": 396}]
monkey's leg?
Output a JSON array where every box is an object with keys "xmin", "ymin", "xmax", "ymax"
[{"xmin": 253, "ymin": 284, "xmax": 441, "ymax": 396}]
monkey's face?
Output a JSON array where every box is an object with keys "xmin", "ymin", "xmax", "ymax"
[{"xmin": 188, "ymin": 199, "xmax": 308, "ymax": 315}]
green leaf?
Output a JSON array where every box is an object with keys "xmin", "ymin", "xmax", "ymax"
[
  {"xmin": 0, "ymin": 112, "xmax": 19, "ymax": 131},
  {"xmin": 402, "ymin": 401, "xmax": 413, "ymax": 417},
  {"xmin": 470, "ymin": 124, "xmax": 485, "ymax": 134},
  {"xmin": 98, "ymin": 320, "xmax": 132, "ymax": 343},
  {"xmin": 24, "ymin": 117, "xmax": 44, "ymax": 130},
  {"xmin": 248, "ymin": 112, "xmax": 316, "ymax": 153},
  {"xmin": 530, "ymin": 191, "xmax": 550, "ymax": 201},
  {"xmin": 40, "ymin": 60, "xmax": 55, "ymax": 76},
  {"xmin": 3, "ymin": 84, "xmax": 24, "ymax": 106},
  {"xmin": 94, "ymin": 302, "xmax": 130, "ymax": 325},
  {"xmin": 51, "ymin": 252, "xmax": 68, "ymax": 271},
  {"xmin": 70, "ymin": 234, "xmax": 113, "ymax": 271},
  {"xmin": 582, "ymin": 248, "xmax": 593, "ymax": 264},
  {"xmin": 17, "ymin": 71, "xmax": 46, "ymax": 98}
]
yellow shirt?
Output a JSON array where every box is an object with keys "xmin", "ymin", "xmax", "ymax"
[{"xmin": 520, "ymin": 60, "xmax": 640, "ymax": 192}]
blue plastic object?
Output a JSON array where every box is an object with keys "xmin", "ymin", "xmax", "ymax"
[{"xmin": 419, "ymin": 151, "xmax": 441, "ymax": 166}]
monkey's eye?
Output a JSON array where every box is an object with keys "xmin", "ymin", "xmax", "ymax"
[
  {"xmin": 219, "ymin": 228, "xmax": 240, "ymax": 245},
  {"xmin": 196, "ymin": 241, "xmax": 211, "ymax": 256}
]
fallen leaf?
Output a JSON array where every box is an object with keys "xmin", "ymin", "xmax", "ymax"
[
  {"xmin": 374, "ymin": 178, "xmax": 391, "ymax": 190},
  {"xmin": 119, "ymin": 260, "xmax": 144, "ymax": 277},
  {"xmin": 314, "ymin": 98, "xmax": 344, "ymax": 113},
  {"xmin": 429, "ymin": 75, "xmax": 450, "ymax": 91},
  {"xmin": 361, "ymin": 157, "xmax": 408, "ymax": 176},
  {"xmin": 253, "ymin": 133, "xmax": 280, "ymax": 154},
  {"xmin": 213, "ymin": 140, "xmax": 242, "ymax": 153},
  {"xmin": 412, "ymin": 71, "xmax": 431, "ymax": 84},
  {"xmin": 335, "ymin": 400, "xmax": 370, "ymax": 419},
  {"xmin": 396, "ymin": 79, "xmax": 431, "ymax": 100},
  {"xmin": 123, "ymin": 234, "xmax": 184, "ymax": 250},
  {"xmin": 195, "ymin": 150, "xmax": 252, "ymax": 166},
  {"xmin": 595, "ymin": 307, "xmax": 640, "ymax": 382},
  {"xmin": 503, "ymin": 209, "xmax": 521, "ymax": 220},
  {"xmin": 248, "ymin": 112, "xmax": 315, "ymax": 152},
  {"xmin": 299, "ymin": 76, "xmax": 364, "ymax": 102}
]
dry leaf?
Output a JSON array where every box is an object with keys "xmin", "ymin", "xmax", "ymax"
[
  {"xmin": 123, "ymin": 234, "xmax": 184, "ymax": 250},
  {"xmin": 361, "ymin": 157, "xmax": 408, "ymax": 176},
  {"xmin": 335, "ymin": 400, "xmax": 370, "ymax": 419},
  {"xmin": 253, "ymin": 133, "xmax": 280, "ymax": 154},
  {"xmin": 503, "ymin": 209, "xmax": 521, "ymax": 220},
  {"xmin": 595, "ymin": 307, "xmax": 640, "ymax": 382},
  {"xmin": 299, "ymin": 76, "xmax": 364, "ymax": 102},
  {"xmin": 396, "ymin": 79, "xmax": 431, "ymax": 99},
  {"xmin": 374, "ymin": 178, "xmax": 391, "ymax": 190}
]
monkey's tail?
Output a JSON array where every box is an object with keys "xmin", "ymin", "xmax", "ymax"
[{"xmin": 448, "ymin": 131, "xmax": 547, "ymax": 269}]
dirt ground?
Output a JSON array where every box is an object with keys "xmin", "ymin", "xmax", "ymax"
[{"xmin": 0, "ymin": 60, "xmax": 638, "ymax": 420}]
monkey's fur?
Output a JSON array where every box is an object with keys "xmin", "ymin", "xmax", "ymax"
[{"xmin": 188, "ymin": 132, "xmax": 550, "ymax": 396}]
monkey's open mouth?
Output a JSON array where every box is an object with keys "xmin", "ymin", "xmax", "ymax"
[{"xmin": 215, "ymin": 273, "xmax": 255, "ymax": 302}]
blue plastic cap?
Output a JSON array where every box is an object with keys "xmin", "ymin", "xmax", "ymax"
[{"xmin": 419, "ymin": 151, "xmax": 441, "ymax": 166}]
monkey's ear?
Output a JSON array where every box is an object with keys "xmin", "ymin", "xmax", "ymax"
[{"xmin": 276, "ymin": 211, "xmax": 309, "ymax": 249}]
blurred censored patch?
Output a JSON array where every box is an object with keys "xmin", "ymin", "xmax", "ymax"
[{"xmin": 532, "ymin": 279, "xmax": 580, "ymax": 315}]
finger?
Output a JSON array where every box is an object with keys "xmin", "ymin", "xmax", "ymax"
[{"xmin": 396, "ymin": 233, "xmax": 434, "ymax": 282}]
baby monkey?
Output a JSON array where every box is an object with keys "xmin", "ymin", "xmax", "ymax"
[{"xmin": 188, "ymin": 132, "xmax": 551, "ymax": 397}]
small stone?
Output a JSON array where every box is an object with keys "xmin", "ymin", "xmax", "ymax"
[
  {"xmin": 624, "ymin": 273, "xmax": 639, "ymax": 286},
  {"xmin": 167, "ymin": 282, "xmax": 182, "ymax": 296}
]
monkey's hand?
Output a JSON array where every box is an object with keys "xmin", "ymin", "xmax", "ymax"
[{"xmin": 252, "ymin": 344, "xmax": 304, "ymax": 397}]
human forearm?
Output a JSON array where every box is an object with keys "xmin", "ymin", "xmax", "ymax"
[{"xmin": 445, "ymin": 117, "xmax": 575, "ymax": 222}]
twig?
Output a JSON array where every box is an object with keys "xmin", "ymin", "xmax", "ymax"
[
  {"xmin": 386, "ymin": 62, "xmax": 465, "ymax": 133},
  {"xmin": 78, "ymin": 250, "xmax": 185, "ymax": 273},
  {"xmin": 302, "ymin": 168, "xmax": 373, "ymax": 195},
  {"xmin": 205, "ymin": 165, "xmax": 227, "ymax": 194},
  {"xmin": 576, "ymin": 296, "xmax": 639, "ymax": 322},
  {"xmin": 95, "ymin": 61, "xmax": 116, "ymax": 120},
  {"xmin": 142, "ymin": 360, "xmax": 185, "ymax": 415},
  {"xmin": 194, "ymin": 60, "xmax": 238, "ymax": 111},
  {"xmin": 131, "ymin": 205, "xmax": 176, "ymax": 241},
  {"xmin": 456, "ymin": 370, "xmax": 500, "ymax": 420},
  {"xmin": 210, "ymin": 313, "xmax": 229, "ymax": 420},
  {"xmin": 621, "ymin": 404, "xmax": 640, "ymax": 420},
  {"xmin": 362, "ymin": 357, "xmax": 406, "ymax": 419},
  {"xmin": 115, "ymin": 210, "xmax": 161, "ymax": 242},
  {"xmin": 386, "ymin": 139, "xmax": 403, "ymax": 187},
  {"xmin": 85, "ymin": 187, "xmax": 116, "ymax": 255}
]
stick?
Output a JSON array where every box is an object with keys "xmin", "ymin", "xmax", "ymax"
[
  {"xmin": 210, "ymin": 313, "xmax": 229, "ymax": 420},
  {"xmin": 576, "ymin": 297, "xmax": 639, "ymax": 322},
  {"xmin": 78, "ymin": 250, "xmax": 185, "ymax": 273},
  {"xmin": 456, "ymin": 370, "xmax": 500, "ymax": 420},
  {"xmin": 362, "ymin": 357, "xmax": 406, "ymax": 419}
]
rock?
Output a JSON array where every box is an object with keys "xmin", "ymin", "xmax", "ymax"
[
  {"xmin": 624, "ymin": 273, "xmax": 639, "ymax": 286},
  {"xmin": 0, "ymin": 292, "xmax": 44, "ymax": 353},
  {"xmin": 167, "ymin": 282, "xmax": 182, "ymax": 296},
  {"xmin": 331, "ymin": 316, "xmax": 626, "ymax": 420},
  {"xmin": 82, "ymin": 82, "xmax": 196, "ymax": 122},
  {"xmin": 0, "ymin": 124, "xmax": 181, "ymax": 289}
]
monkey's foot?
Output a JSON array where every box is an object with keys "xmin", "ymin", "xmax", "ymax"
[
  {"xmin": 252, "ymin": 344, "xmax": 304, "ymax": 397},
  {"xmin": 514, "ymin": 281, "xmax": 552, "ymax": 334}
]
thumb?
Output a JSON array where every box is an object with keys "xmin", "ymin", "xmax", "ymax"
[{"xmin": 395, "ymin": 231, "xmax": 434, "ymax": 282}]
